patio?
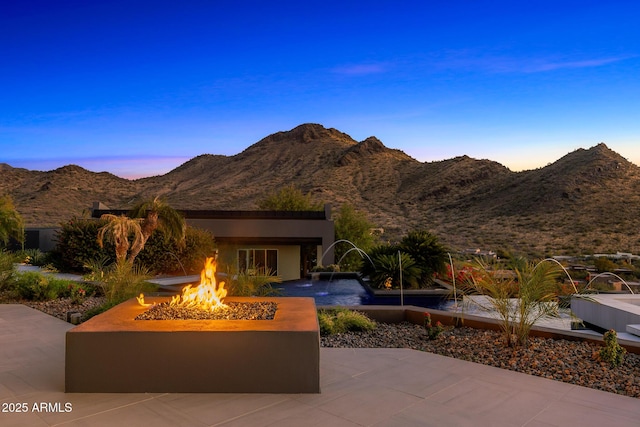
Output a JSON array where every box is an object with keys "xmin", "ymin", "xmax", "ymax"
[{"xmin": 1, "ymin": 304, "xmax": 639, "ymax": 426}]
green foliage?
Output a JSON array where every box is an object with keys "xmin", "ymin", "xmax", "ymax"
[
  {"xmin": 97, "ymin": 214, "xmax": 144, "ymax": 264},
  {"xmin": 0, "ymin": 250, "xmax": 18, "ymax": 291},
  {"xmin": 256, "ymin": 184, "xmax": 323, "ymax": 211},
  {"xmin": 52, "ymin": 217, "xmax": 114, "ymax": 272},
  {"xmin": 593, "ymin": 257, "xmax": 618, "ymax": 273},
  {"xmin": 317, "ymin": 308, "xmax": 376, "ymax": 336},
  {"xmin": 333, "ymin": 204, "xmax": 378, "ymax": 271},
  {"xmin": 599, "ymin": 329, "xmax": 626, "ymax": 367},
  {"xmin": 18, "ymin": 248, "xmax": 53, "ymax": 267},
  {"xmin": 225, "ymin": 269, "xmax": 282, "ymax": 297},
  {"xmin": 9, "ymin": 271, "xmax": 76, "ymax": 301},
  {"xmin": 54, "ymin": 216, "xmax": 213, "ymax": 275},
  {"xmin": 84, "ymin": 260, "xmax": 153, "ymax": 304},
  {"xmin": 459, "ymin": 260, "xmax": 560, "ymax": 347},
  {"xmin": 423, "ymin": 312, "xmax": 444, "ymax": 340},
  {"xmin": 128, "ymin": 196, "xmax": 187, "ymax": 262},
  {"xmin": 359, "ymin": 230, "xmax": 447, "ymax": 289},
  {"xmin": 398, "ymin": 230, "xmax": 448, "ymax": 286},
  {"xmin": 135, "ymin": 227, "xmax": 217, "ymax": 274},
  {"xmin": 363, "ymin": 247, "xmax": 421, "ymax": 289},
  {"xmin": 0, "ymin": 195, "xmax": 24, "ymax": 248}
]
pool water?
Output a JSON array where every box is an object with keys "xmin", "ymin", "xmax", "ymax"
[{"xmin": 276, "ymin": 278, "xmax": 373, "ymax": 306}]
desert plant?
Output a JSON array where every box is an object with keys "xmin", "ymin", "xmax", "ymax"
[
  {"xmin": 459, "ymin": 260, "xmax": 560, "ymax": 347},
  {"xmin": 599, "ymin": 329, "xmax": 626, "ymax": 367},
  {"xmin": 361, "ymin": 246, "xmax": 421, "ymax": 289},
  {"xmin": 85, "ymin": 259, "xmax": 153, "ymax": 303},
  {"xmin": 256, "ymin": 184, "xmax": 323, "ymax": 211},
  {"xmin": 423, "ymin": 312, "xmax": 444, "ymax": 340},
  {"xmin": 68, "ymin": 283, "xmax": 88, "ymax": 304},
  {"xmin": 317, "ymin": 308, "xmax": 376, "ymax": 336},
  {"xmin": 225, "ymin": 268, "xmax": 282, "ymax": 297},
  {"xmin": 398, "ymin": 230, "xmax": 448, "ymax": 286}
]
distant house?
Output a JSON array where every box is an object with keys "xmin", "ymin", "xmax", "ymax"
[{"xmin": 91, "ymin": 203, "xmax": 335, "ymax": 281}]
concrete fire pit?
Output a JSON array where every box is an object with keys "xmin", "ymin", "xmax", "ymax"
[{"xmin": 65, "ymin": 296, "xmax": 320, "ymax": 393}]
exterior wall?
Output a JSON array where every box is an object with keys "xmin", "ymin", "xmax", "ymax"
[
  {"xmin": 185, "ymin": 217, "xmax": 333, "ymax": 261},
  {"xmin": 217, "ymin": 243, "xmax": 301, "ymax": 281},
  {"xmin": 15, "ymin": 228, "xmax": 59, "ymax": 252},
  {"xmin": 278, "ymin": 246, "xmax": 301, "ymax": 281}
]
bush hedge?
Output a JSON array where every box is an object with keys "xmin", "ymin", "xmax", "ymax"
[{"xmin": 52, "ymin": 216, "xmax": 217, "ymax": 274}]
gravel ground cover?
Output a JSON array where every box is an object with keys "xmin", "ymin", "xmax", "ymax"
[
  {"xmin": 7, "ymin": 298, "xmax": 640, "ymax": 399},
  {"xmin": 136, "ymin": 301, "xmax": 278, "ymax": 320},
  {"xmin": 323, "ymin": 322, "xmax": 640, "ymax": 398}
]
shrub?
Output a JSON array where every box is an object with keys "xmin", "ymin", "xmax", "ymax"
[
  {"xmin": 54, "ymin": 216, "xmax": 216, "ymax": 275},
  {"xmin": 52, "ymin": 217, "xmax": 114, "ymax": 273},
  {"xmin": 361, "ymin": 245, "xmax": 421, "ymax": 289},
  {"xmin": 458, "ymin": 260, "xmax": 560, "ymax": 348},
  {"xmin": 225, "ymin": 269, "xmax": 282, "ymax": 297},
  {"xmin": 398, "ymin": 230, "xmax": 448, "ymax": 285},
  {"xmin": 18, "ymin": 249, "xmax": 51, "ymax": 267},
  {"xmin": 317, "ymin": 308, "xmax": 376, "ymax": 336},
  {"xmin": 10, "ymin": 271, "xmax": 75, "ymax": 301},
  {"xmin": 599, "ymin": 329, "xmax": 626, "ymax": 367},
  {"xmin": 423, "ymin": 312, "xmax": 444, "ymax": 340},
  {"xmin": 84, "ymin": 260, "xmax": 154, "ymax": 304},
  {"xmin": 0, "ymin": 249, "xmax": 18, "ymax": 291},
  {"xmin": 137, "ymin": 227, "xmax": 217, "ymax": 274}
]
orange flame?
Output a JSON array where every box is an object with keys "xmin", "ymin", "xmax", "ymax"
[{"xmin": 169, "ymin": 257, "xmax": 227, "ymax": 311}]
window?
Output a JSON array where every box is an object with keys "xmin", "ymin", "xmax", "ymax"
[{"xmin": 238, "ymin": 249, "xmax": 278, "ymax": 275}]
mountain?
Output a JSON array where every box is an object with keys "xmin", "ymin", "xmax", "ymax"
[{"xmin": 2, "ymin": 123, "xmax": 639, "ymax": 258}]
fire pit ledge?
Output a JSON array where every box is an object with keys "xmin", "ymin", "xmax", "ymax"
[{"xmin": 65, "ymin": 296, "xmax": 320, "ymax": 393}]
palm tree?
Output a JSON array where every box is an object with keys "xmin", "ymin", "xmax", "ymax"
[
  {"xmin": 127, "ymin": 197, "xmax": 186, "ymax": 263},
  {"xmin": 0, "ymin": 195, "xmax": 24, "ymax": 248},
  {"xmin": 97, "ymin": 214, "xmax": 144, "ymax": 264}
]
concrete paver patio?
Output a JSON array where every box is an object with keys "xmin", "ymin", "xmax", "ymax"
[{"xmin": 1, "ymin": 304, "xmax": 639, "ymax": 426}]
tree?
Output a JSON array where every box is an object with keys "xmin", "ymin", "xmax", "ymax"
[
  {"xmin": 97, "ymin": 214, "xmax": 144, "ymax": 264},
  {"xmin": 127, "ymin": 196, "xmax": 186, "ymax": 262},
  {"xmin": 257, "ymin": 185, "xmax": 323, "ymax": 275},
  {"xmin": 257, "ymin": 184, "xmax": 322, "ymax": 211},
  {"xmin": 0, "ymin": 195, "xmax": 24, "ymax": 248},
  {"xmin": 333, "ymin": 203, "xmax": 378, "ymax": 271}
]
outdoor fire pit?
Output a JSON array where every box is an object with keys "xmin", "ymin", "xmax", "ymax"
[{"xmin": 65, "ymin": 258, "xmax": 320, "ymax": 393}]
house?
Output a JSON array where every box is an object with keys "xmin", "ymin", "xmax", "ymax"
[{"xmin": 90, "ymin": 203, "xmax": 335, "ymax": 281}]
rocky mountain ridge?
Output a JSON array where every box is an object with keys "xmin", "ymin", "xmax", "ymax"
[{"xmin": 2, "ymin": 123, "xmax": 639, "ymax": 257}]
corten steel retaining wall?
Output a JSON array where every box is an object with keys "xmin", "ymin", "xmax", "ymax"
[{"xmin": 319, "ymin": 305, "xmax": 640, "ymax": 355}]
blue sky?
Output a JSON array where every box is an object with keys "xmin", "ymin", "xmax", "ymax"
[{"xmin": 2, "ymin": 1, "xmax": 639, "ymax": 179}]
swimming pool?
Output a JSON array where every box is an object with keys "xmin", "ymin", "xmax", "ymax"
[{"xmin": 276, "ymin": 278, "xmax": 373, "ymax": 306}]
